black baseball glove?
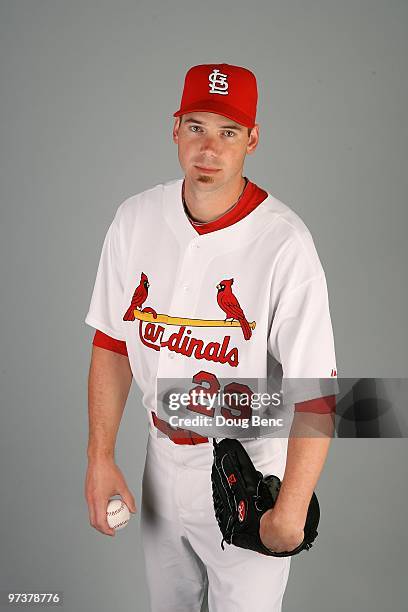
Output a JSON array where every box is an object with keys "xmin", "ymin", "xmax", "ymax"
[{"xmin": 211, "ymin": 438, "xmax": 320, "ymax": 557}]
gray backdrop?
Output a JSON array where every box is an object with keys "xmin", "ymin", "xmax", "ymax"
[{"xmin": 1, "ymin": 0, "xmax": 407, "ymax": 610}]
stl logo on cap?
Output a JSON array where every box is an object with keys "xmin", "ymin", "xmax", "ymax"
[{"xmin": 208, "ymin": 69, "xmax": 229, "ymax": 96}]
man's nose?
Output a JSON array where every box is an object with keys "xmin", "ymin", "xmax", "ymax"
[{"xmin": 200, "ymin": 135, "xmax": 220, "ymax": 155}]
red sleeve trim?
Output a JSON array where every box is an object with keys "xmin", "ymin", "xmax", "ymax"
[
  {"xmin": 92, "ymin": 330, "xmax": 128, "ymax": 357},
  {"xmin": 294, "ymin": 395, "xmax": 336, "ymax": 414}
]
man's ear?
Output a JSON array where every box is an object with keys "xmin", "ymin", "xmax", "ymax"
[
  {"xmin": 246, "ymin": 123, "xmax": 259, "ymax": 155},
  {"xmin": 173, "ymin": 117, "xmax": 181, "ymax": 144}
]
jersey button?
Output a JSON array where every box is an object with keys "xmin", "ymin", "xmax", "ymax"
[{"xmin": 183, "ymin": 285, "xmax": 189, "ymax": 291}]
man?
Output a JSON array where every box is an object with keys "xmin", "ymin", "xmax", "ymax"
[{"xmin": 85, "ymin": 63, "xmax": 337, "ymax": 611}]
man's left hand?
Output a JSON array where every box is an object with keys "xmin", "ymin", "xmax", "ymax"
[{"xmin": 259, "ymin": 508, "xmax": 305, "ymax": 554}]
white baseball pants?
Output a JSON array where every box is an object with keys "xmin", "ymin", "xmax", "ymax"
[{"xmin": 140, "ymin": 434, "xmax": 291, "ymax": 611}]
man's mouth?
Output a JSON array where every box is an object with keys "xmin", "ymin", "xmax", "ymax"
[{"xmin": 194, "ymin": 166, "xmax": 221, "ymax": 174}]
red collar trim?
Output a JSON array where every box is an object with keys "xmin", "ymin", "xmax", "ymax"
[{"xmin": 182, "ymin": 179, "xmax": 268, "ymax": 235}]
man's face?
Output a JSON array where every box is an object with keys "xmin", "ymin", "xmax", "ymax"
[{"xmin": 173, "ymin": 112, "xmax": 259, "ymax": 190}]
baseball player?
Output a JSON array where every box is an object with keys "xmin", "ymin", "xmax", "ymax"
[{"xmin": 84, "ymin": 63, "xmax": 338, "ymax": 611}]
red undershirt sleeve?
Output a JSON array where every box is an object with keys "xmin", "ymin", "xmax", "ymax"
[
  {"xmin": 92, "ymin": 329, "xmax": 129, "ymax": 357},
  {"xmin": 294, "ymin": 395, "xmax": 336, "ymax": 414}
]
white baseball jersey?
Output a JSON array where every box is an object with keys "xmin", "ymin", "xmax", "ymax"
[{"xmin": 85, "ymin": 178, "xmax": 337, "ymax": 426}]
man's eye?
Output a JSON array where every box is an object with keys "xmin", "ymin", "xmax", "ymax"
[
  {"xmin": 190, "ymin": 125, "xmax": 202, "ymax": 132},
  {"xmin": 224, "ymin": 130, "xmax": 236, "ymax": 137}
]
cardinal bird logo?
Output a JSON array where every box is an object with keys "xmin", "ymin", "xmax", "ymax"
[
  {"xmin": 216, "ymin": 278, "xmax": 252, "ymax": 341},
  {"xmin": 123, "ymin": 272, "xmax": 150, "ymax": 321}
]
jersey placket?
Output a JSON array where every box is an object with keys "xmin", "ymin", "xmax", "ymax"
[{"xmin": 156, "ymin": 235, "xmax": 207, "ymax": 378}]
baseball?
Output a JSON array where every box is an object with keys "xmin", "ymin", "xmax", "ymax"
[{"xmin": 106, "ymin": 498, "xmax": 130, "ymax": 530}]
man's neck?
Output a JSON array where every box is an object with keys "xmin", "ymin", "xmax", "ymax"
[{"xmin": 183, "ymin": 175, "xmax": 247, "ymax": 223}]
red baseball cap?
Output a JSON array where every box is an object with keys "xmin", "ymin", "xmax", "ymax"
[{"xmin": 173, "ymin": 63, "xmax": 258, "ymax": 129}]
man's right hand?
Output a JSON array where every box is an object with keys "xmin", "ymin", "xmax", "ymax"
[{"xmin": 85, "ymin": 458, "xmax": 137, "ymax": 536}]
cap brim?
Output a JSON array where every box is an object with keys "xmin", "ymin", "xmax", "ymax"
[{"xmin": 173, "ymin": 100, "xmax": 255, "ymax": 129}]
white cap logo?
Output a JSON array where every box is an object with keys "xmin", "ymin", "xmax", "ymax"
[{"xmin": 208, "ymin": 69, "xmax": 229, "ymax": 95}]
